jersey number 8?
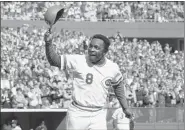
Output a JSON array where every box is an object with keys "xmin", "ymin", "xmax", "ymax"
[{"xmin": 86, "ymin": 73, "xmax": 93, "ymax": 84}]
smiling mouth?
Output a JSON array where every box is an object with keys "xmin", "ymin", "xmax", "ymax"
[{"xmin": 89, "ymin": 53, "xmax": 96, "ymax": 56}]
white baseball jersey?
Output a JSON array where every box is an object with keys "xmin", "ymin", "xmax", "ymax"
[
  {"xmin": 60, "ymin": 54, "xmax": 123, "ymax": 109},
  {"xmin": 112, "ymin": 108, "xmax": 130, "ymax": 130},
  {"xmin": 112, "ymin": 108, "xmax": 130, "ymax": 124}
]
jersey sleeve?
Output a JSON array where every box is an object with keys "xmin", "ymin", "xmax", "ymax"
[
  {"xmin": 60, "ymin": 54, "xmax": 79, "ymax": 70},
  {"xmin": 111, "ymin": 64, "xmax": 123, "ymax": 86}
]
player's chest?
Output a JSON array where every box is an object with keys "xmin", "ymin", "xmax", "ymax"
[{"xmin": 73, "ymin": 64, "xmax": 114, "ymax": 87}]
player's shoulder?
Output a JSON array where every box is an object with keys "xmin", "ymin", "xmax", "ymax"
[{"xmin": 106, "ymin": 58, "xmax": 120, "ymax": 69}]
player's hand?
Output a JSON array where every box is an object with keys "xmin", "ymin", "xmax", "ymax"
[
  {"xmin": 44, "ymin": 28, "xmax": 53, "ymax": 43},
  {"xmin": 123, "ymin": 109, "xmax": 134, "ymax": 120}
]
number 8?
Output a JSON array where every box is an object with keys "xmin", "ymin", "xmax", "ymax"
[{"xmin": 86, "ymin": 73, "xmax": 93, "ymax": 84}]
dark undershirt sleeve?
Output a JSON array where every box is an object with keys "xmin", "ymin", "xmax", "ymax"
[
  {"xmin": 45, "ymin": 42, "xmax": 61, "ymax": 68},
  {"xmin": 113, "ymin": 82, "xmax": 129, "ymax": 111}
]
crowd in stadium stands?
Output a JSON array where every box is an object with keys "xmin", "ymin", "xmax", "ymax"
[
  {"xmin": 1, "ymin": 25, "xmax": 184, "ymax": 109},
  {"xmin": 1, "ymin": 1, "xmax": 184, "ymax": 22}
]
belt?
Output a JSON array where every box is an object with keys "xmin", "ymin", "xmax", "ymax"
[{"xmin": 72, "ymin": 101, "xmax": 104, "ymax": 112}]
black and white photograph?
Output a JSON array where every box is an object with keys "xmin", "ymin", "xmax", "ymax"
[{"xmin": 1, "ymin": 1, "xmax": 184, "ymax": 130}]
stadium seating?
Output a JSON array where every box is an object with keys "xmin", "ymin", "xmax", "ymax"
[
  {"xmin": 1, "ymin": 2, "xmax": 184, "ymax": 22},
  {"xmin": 1, "ymin": 26, "xmax": 184, "ymax": 109}
]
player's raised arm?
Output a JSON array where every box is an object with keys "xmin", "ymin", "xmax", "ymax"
[
  {"xmin": 43, "ymin": 5, "xmax": 66, "ymax": 68},
  {"xmin": 44, "ymin": 30, "xmax": 61, "ymax": 68}
]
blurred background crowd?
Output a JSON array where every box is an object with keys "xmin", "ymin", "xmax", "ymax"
[
  {"xmin": 1, "ymin": 1, "xmax": 184, "ymax": 22},
  {"xmin": 1, "ymin": 25, "xmax": 184, "ymax": 109}
]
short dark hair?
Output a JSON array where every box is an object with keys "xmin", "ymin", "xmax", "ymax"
[{"xmin": 92, "ymin": 34, "xmax": 110, "ymax": 53}]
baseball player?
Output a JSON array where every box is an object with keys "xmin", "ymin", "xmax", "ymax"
[
  {"xmin": 44, "ymin": 29, "xmax": 133, "ymax": 130},
  {"xmin": 112, "ymin": 101, "xmax": 134, "ymax": 130}
]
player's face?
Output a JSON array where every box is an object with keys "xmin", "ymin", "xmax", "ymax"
[{"xmin": 88, "ymin": 38, "xmax": 106, "ymax": 64}]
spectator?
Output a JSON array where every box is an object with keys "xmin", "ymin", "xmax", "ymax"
[
  {"xmin": 11, "ymin": 118, "xmax": 22, "ymax": 130},
  {"xmin": 41, "ymin": 99, "xmax": 51, "ymax": 109},
  {"xmin": 63, "ymin": 84, "xmax": 73, "ymax": 108},
  {"xmin": 1, "ymin": 89, "xmax": 11, "ymax": 108},
  {"xmin": 27, "ymin": 86, "xmax": 42, "ymax": 109},
  {"xmin": 176, "ymin": 89, "xmax": 184, "ymax": 107},
  {"xmin": 1, "ymin": 2, "xmax": 184, "ymax": 22},
  {"xmin": 2, "ymin": 118, "xmax": 12, "ymax": 130},
  {"xmin": 12, "ymin": 88, "xmax": 27, "ymax": 109},
  {"xmin": 35, "ymin": 120, "xmax": 47, "ymax": 130}
]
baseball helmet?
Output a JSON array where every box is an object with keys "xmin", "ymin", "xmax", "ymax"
[{"xmin": 44, "ymin": 5, "xmax": 65, "ymax": 27}]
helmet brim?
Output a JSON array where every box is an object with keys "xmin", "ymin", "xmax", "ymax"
[{"xmin": 53, "ymin": 8, "xmax": 65, "ymax": 25}]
